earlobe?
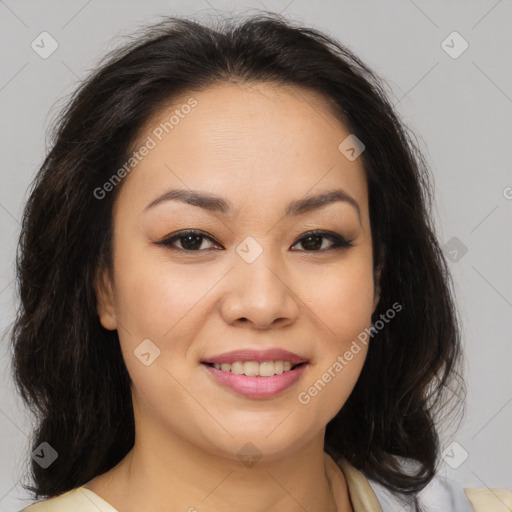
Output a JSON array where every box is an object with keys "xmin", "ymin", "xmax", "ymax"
[{"xmin": 94, "ymin": 266, "xmax": 117, "ymax": 330}]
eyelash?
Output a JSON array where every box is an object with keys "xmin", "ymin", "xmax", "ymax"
[{"xmin": 156, "ymin": 229, "xmax": 354, "ymax": 253}]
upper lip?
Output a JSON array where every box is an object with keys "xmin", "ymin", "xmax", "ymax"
[{"xmin": 201, "ymin": 349, "xmax": 308, "ymax": 366}]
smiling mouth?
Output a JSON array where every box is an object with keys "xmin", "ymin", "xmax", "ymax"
[{"xmin": 202, "ymin": 361, "xmax": 306, "ymax": 377}]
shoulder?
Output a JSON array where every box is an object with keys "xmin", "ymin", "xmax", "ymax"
[
  {"xmin": 362, "ymin": 456, "xmax": 511, "ymax": 512},
  {"xmin": 20, "ymin": 486, "xmax": 119, "ymax": 512},
  {"xmin": 464, "ymin": 487, "xmax": 512, "ymax": 511}
]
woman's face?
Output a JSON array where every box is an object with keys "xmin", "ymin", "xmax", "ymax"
[{"xmin": 96, "ymin": 81, "xmax": 380, "ymax": 461}]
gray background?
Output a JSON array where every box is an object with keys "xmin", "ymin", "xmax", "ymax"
[{"xmin": 0, "ymin": 0, "xmax": 511, "ymax": 510}]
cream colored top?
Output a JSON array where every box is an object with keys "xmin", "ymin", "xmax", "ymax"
[{"xmin": 21, "ymin": 456, "xmax": 512, "ymax": 511}]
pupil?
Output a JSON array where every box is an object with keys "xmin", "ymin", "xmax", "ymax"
[
  {"xmin": 183, "ymin": 235, "xmax": 202, "ymax": 250},
  {"xmin": 303, "ymin": 235, "xmax": 321, "ymax": 250}
]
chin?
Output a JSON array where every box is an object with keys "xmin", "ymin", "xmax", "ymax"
[{"xmin": 190, "ymin": 413, "xmax": 322, "ymax": 464}]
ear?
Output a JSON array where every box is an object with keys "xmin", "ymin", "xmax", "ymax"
[
  {"xmin": 372, "ymin": 264, "xmax": 382, "ymax": 313},
  {"xmin": 94, "ymin": 266, "xmax": 117, "ymax": 330}
]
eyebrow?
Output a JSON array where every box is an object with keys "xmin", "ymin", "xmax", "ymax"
[{"xmin": 144, "ymin": 188, "xmax": 361, "ymax": 224}]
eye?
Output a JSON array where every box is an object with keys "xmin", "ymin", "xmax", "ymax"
[
  {"xmin": 156, "ymin": 229, "xmax": 354, "ymax": 253},
  {"xmin": 156, "ymin": 230, "xmax": 221, "ymax": 252},
  {"xmin": 290, "ymin": 230, "xmax": 354, "ymax": 252}
]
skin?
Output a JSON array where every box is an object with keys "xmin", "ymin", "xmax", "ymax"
[{"xmin": 88, "ymin": 81, "xmax": 381, "ymax": 512}]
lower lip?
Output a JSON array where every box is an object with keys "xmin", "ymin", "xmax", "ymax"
[{"xmin": 202, "ymin": 363, "xmax": 308, "ymax": 399}]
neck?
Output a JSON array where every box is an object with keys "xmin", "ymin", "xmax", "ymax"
[{"xmin": 93, "ymin": 422, "xmax": 352, "ymax": 512}]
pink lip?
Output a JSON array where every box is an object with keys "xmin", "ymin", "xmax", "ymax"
[
  {"xmin": 201, "ymin": 348, "xmax": 308, "ymax": 366},
  {"xmin": 202, "ymin": 363, "xmax": 308, "ymax": 399}
]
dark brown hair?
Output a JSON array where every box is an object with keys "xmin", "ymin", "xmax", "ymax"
[{"xmin": 10, "ymin": 12, "xmax": 465, "ymax": 505}]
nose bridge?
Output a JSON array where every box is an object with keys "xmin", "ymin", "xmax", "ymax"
[
  {"xmin": 220, "ymin": 236, "xmax": 299, "ymax": 328},
  {"xmin": 237, "ymin": 241, "xmax": 282, "ymax": 291}
]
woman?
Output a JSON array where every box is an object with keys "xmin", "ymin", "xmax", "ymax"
[{"xmin": 10, "ymin": 12, "xmax": 510, "ymax": 512}]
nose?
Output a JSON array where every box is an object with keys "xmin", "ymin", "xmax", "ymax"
[{"xmin": 219, "ymin": 251, "xmax": 300, "ymax": 330}]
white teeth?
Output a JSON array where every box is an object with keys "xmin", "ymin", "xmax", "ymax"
[
  {"xmin": 231, "ymin": 361, "xmax": 245, "ymax": 375},
  {"xmin": 274, "ymin": 361, "xmax": 284, "ymax": 374},
  {"xmin": 258, "ymin": 361, "xmax": 275, "ymax": 377},
  {"xmin": 210, "ymin": 360, "xmax": 301, "ymax": 377},
  {"xmin": 244, "ymin": 361, "xmax": 259, "ymax": 376}
]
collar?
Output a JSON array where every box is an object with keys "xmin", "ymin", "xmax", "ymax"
[{"xmin": 334, "ymin": 456, "xmax": 383, "ymax": 512}]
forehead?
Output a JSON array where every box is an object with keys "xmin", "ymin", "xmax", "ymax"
[{"xmin": 116, "ymin": 81, "xmax": 368, "ymax": 221}]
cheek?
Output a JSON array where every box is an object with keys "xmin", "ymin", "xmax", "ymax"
[
  {"xmin": 304, "ymin": 254, "xmax": 375, "ymax": 342},
  {"xmin": 113, "ymin": 242, "xmax": 215, "ymax": 338},
  {"xmin": 296, "ymin": 251, "xmax": 374, "ymax": 413}
]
